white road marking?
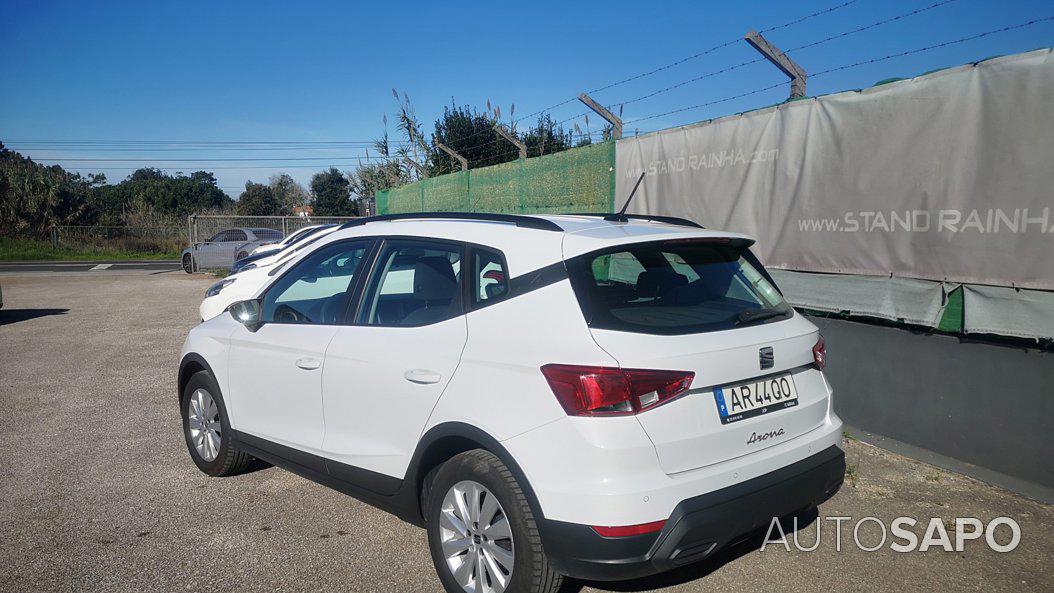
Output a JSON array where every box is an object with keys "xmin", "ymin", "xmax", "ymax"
[{"xmin": 90, "ymin": 264, "xmax": 112, "ymax": 270}]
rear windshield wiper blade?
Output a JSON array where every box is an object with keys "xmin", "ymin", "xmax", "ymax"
[{"xmin": 735, "ymin": 308, "xmax": 785, "ymax": 326}]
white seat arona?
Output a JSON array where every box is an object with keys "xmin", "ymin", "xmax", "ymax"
[{"xmin": 178, "ymin": 212, "xmax": 844, "ymax": 593}]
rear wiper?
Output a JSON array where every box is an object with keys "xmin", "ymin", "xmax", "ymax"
[{"xmin": 735, "ymin": 308, "xmax": 785, "ymax": 326}]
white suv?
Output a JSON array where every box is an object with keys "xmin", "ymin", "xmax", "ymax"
[{"xmin": 178, "ymin": 212, "xmax": 844, "ymax": 593}]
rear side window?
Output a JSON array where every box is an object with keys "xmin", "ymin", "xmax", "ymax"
[
  {"xmin": 473, "ymin": 248, "xmax": 508, "ymax": 305},
  {"xmin": 567, "ymin": 240, "xmax": 790, "ymax": 335}
]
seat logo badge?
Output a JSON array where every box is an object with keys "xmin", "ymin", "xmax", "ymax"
[{"xmin": 760, "ymin": 346, "xmax": 774, "ymax": 370}]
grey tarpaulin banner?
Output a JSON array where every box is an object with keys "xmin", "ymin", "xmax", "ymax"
[
  {"xmin": 768, "ymin": 270, "xmax": 949, "ymax": 327},
  {"xmin": 616, "ymin": 49, "xmax": 1054, "ymax": 290}
]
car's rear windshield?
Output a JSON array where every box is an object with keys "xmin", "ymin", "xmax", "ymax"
[
  {"xmin": 252, "ymin": 228, "xmax": 283, "ymax": 241},
  {"xmin": 566, "ymin": 239, "xmax": 791, "ymax": 335}
]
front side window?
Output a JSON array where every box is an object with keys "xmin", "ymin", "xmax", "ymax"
[
  {"xmin": 230, "ymin": 230, "xmax": 248, "ymax": 242},
  {"xmin": 568, "ymin": 239, "xmax": 790, "ymax": 335},
  {"xmin": 359, "ymin": 241, "xmax": 463, "ymax": 327},
  {"xmin": 261, "ymin": 240, "xmax": 370, "ymax": 325}
]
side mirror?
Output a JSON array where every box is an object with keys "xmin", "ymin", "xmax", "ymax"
[{"xmin": 229, "ymin": 299, "xmax": 263, "ymax": 331}]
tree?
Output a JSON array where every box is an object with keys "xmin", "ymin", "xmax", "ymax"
[
  {"xmin": 310, "ymin": 167, "xmax": 357, "ymax": 216},
  {"xmin": 236, "ymin": 181, "xmax": 281, "ymax": 216},
  {"xmin": 521, "ymin": 114, "xmax": 574, "ymax": 158},
  {"xmin": 269, "ymin": 173, "xmax": 308, "ymax": 214},
  {"xmin": 428, "ymin": 103, "xmax": 516, "ymax": 176}
]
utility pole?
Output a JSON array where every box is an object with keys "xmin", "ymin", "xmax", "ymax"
[
  {"xmin": 494, "ymin": 124, "xmax": 527, "ymax": 159},
  {"xmin": 745, "ymin": 30, "xmax": 807, "ymax": 98},
  {"xmin": 436, "ymin": 142, "xmax": 469, "ymax": 171},
  {"xmin": 577, "ymin": 93, "xmax": 622, "ymax": 140}
]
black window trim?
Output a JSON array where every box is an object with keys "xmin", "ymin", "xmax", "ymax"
[
  {"xmin": 256, "ymin": 237, "xmax": 379, "ymax": 327},
  {"xmin": 350, "ymin": 235, "xmax": 469, "ymax": 328},
  {"xmin": 466, "ymin": 244, "xmax": 511, "ymax": 312}
]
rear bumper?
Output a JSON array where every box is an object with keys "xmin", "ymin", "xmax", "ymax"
[{"xmin": 539, "ymin": 445, "xmax": 845, "ymax": 581}]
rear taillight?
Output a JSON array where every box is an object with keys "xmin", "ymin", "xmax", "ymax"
[
  {"xmin": 812, "ymin": 336, "xmax": 826, "ymax": 370},
  {"xmin": 591, "ymin": 520, "xmax": 666, "ymax": 538},
  {"xmin": 540, "ymin": 364, "xmax": 694, "ymax": 416}
]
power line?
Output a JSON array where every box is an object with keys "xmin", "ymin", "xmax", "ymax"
[
  {"xmin": 625, "ymin": 15, "xmax": 1054, "ymax": 126},
  {"xmin": 585, "ymin": 0, "xmax": 859, "ymax": 97},
  {"xmin": 556, "ymin": 0, "xmax": 963, "ymax": 125},
  {"xmin": 429, "ymin": 1, "xmax": 863, "ymax": 152},
  {"xmin": 30, "ymin": 155, "xmax": 401, "ymax": 163}
]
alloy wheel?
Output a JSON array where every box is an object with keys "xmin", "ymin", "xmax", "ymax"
[
  {"xmin": 439, "ymin": 480, "xmax": 515, "ymax": 593},
  {"xmin": 187, "ymin": 388, "xmax": 221, "ymax": 462},
  {"xmin": 182, "ymin": 254, "xmax": 194, "ymax": 274}
]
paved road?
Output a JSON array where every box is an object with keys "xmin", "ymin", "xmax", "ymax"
[
  {"xmin": 0, "ymin": 273, "xmax": 1051, "ymax": 593},
  {"xmin": 0, "ymin": 260, "xmax": 180, "ymax": 273}
]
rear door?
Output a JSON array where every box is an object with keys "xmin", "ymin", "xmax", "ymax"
[
  {"xmin": 565, "ymin": 239, "xmax": 828, "ymax": 474},
  {"xmin": 321, "ymin": 238, "xmax": 468, "ymax": 482}
]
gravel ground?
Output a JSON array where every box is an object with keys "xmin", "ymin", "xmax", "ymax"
[{"xmin": 1, "ymin": 272, "xmax": 1051, "ymax": 593}]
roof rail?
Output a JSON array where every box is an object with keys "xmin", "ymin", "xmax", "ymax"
[
  {"xmin": 338, "ymin": 212, "xmax": 563, "ymax": 232},
  {"xmin": 564, "ymin": 213, "xmax": 704, "ymax": 229}
]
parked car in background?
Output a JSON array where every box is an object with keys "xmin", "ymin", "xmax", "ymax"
[
  {"xmin": 179, "ymin": 212, "xmax": 844, "ymax": 593},
  {"xmin": 200, "ymin": 225, "xmax": 341, "ymax": 320},
  {"xmin": 181, "ymin": 228, "xmax": 283, "ymax": 273},
  {"xmin": 230, "ymin": 224, "xmax": 336, "ymax": 274},
  {"xmin": 247, "ymin": 224, "xmax": 333, "ymax": 258}
]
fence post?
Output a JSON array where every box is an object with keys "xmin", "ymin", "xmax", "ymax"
[
  {"xmin": 577, "ymin": 93, "xmax": 623, "ymax": 140},
  {"xmin": 51, "ymin": 226, "xmax": 59, "ymax": 248},
  {"xmin": 282, "ymin": 217, "xmax": 288, "ymax": 236},
  {"xmin": 745, "ymin": 30, "xmax": 807, "ymax": 98},
  {"xmin": 494, "ymin": 124, "xmax": 527, "ymax": 159}
]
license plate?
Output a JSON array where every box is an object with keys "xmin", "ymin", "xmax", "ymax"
[{"xmin": 713, "ymin": 373, "xmax": 798, "ymax": 424}]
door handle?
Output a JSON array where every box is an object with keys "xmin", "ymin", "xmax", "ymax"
[
  {"xmin": 404, "ymin": 369, "xmax": 442, "ymax": 384},
  {"xmin": 296, "ymin": 357, "xmax": 322, "ymax": 370}
]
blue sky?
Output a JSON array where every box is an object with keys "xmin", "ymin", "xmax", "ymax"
[{"xmin": 2, "ymin": 0, "xmax": 1051, "ymax": 196}]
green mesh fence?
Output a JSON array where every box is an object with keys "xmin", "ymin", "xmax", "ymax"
[{"xmin": 376, "ymin": 141, "xmax": 615, "ymax": 215}]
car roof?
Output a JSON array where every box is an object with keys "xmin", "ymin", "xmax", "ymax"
[{"xmin": 309, "ymin": 214, "xmax": 753, "ymax": 274}]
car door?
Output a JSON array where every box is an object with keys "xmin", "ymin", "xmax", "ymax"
[
  {"xmin": 197, "ymin": 230, "xmax": 227, "ymax": 269},
  {"xmin": 321, "ymin": 238, "xmax": 468, "ymax": 481},
  {"xmin": 226, "ymin": 238, "xmax": 374, "ymax": 451}
]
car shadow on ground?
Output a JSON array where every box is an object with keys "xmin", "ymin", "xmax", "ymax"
[
  {"xmin": 0, "ymin": 308, "xmax": 69, "ymax": 326},
  {"xmin": 560, "ymin": 508, "xmax": 819, "ymax": 593}
]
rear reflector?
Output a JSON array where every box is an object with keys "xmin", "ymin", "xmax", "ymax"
[
  {"xmin": 540, "ymin": 364, "xmax": 694, "ymax": 416},
  {"xmin": 813, "ymin": 335, "xmax": 826, "ymax": 370},
  {"xmin": 591, "ymin": 520, "xmax": 666, "ymax": 538}
]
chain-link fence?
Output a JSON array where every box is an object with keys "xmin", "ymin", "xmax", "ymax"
[
  {"xmin": 184, "ymin": 215, "xmax": 360, "ymax": 270},
  {"xmin": 376, "ymin": 141, "xmax": 615, "ymax": 215},
  {"xmin": 53, "ymin": 225, "xmax": 185, "ymax": 257},
  {"xmin": 187, "ymin": 214, "xmax": 360, "ymax": 245}
]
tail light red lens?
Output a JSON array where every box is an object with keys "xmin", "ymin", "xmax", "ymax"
[
  {"xmin": 540, "ymin": 364, "xmax": 694, "ymax": 416},
  {"xmin": 590, "ymin": 520, "xmax": 666, "ymax": 538},
  {"xmin": 812, "ymin": 336, "xmax": 826, "ymax": 370}
]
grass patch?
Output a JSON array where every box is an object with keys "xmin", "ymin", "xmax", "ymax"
[
  {"xmin": 0, "ymin": 237, "xmax": 179, "ymax": 261},
  {"xmin": 845, "ymin": 463, "xmax": 859, "ymax": 488}
]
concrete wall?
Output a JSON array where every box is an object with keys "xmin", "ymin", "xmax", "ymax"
[{"xmin": 811, "ymin": 315, "xmax": 1054, "ymax": 496}]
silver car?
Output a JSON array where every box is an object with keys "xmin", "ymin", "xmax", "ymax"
[{"xmin": 181, "ymin": 227, "xmax": 283, "ymax": 273}]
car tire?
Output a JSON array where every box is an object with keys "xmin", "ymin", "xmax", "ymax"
[
  {"xmin": 426, "ymin": 449, "xmax": 562, "ymax": 593},
  {"xmin": 236, "ymin": 250, "xmax": 248, "ymax": 260},
  {"xmin": 180, "ymin": 370, "xmax": 253, "ymax": 477},
  {"xmin": 182, "ymin": 253, "xmax": 194, "ymax": 274}
]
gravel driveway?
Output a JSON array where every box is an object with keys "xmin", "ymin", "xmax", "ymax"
[{"xmin": 1, "ymin": 271, "xmax": 1051, "ymax": 592}]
